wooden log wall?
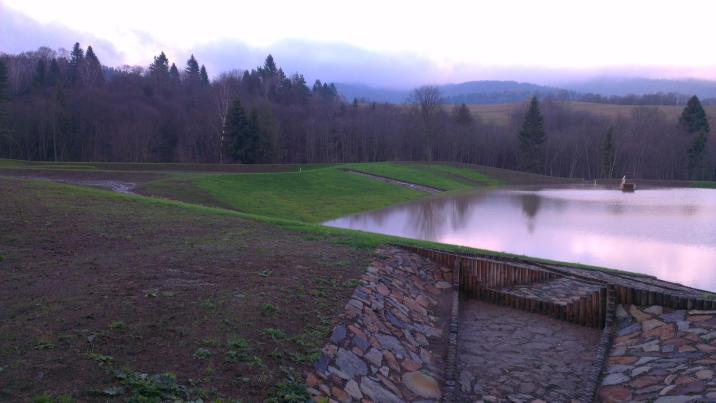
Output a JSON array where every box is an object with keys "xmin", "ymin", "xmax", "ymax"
[{"xmin": 401, "ymin": 246, "xmax": 716, "ymax": 328}]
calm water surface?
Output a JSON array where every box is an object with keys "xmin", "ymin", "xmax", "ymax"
[{"xmin": 325, "ymin": 187, "xmax": 716, "ymax": 291}]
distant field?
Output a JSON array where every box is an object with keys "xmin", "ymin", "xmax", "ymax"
[{"xmin": 466, "ymin": 101, "xmax": 716, "ymax": 126}]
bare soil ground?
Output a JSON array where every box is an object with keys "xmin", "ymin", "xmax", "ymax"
[{"xmin": 0, "ymin": 177, "xmax": 372, "ymax": 402}]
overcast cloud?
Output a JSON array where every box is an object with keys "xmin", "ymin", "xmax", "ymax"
[{"xmin": 2, "ymin": 1, "xmax": 716, "ymax": 88}]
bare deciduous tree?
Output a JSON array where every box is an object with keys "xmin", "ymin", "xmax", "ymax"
[{"xmin": 408, "ymin": 86, "xmax": 443, "ymax": 161}]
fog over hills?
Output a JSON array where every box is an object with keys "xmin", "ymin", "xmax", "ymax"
[{"xmin": 337, "ymin": 78, "xmax": 716, "ymax": 104}]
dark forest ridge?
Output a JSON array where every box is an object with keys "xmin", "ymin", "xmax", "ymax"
[{"xmin": 0, "ymin": 43, "xmax": 715, "ymax": 182}]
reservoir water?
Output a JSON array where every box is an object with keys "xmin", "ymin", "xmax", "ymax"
[{"xmin": 325, "ymin": 187, "xmax": 716, "ymax": 292}]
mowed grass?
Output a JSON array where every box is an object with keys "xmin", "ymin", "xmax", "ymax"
[
  {"xmin": 195, "ymin": 167, "xmax": 424, "ymax": 223},
  {"xmin": 144, "ymin": 162, "xmax": 506, "ymax": 222},
  {"xmin": 344, "ymin": 162, "xmax": 503, "ymax": 190}
]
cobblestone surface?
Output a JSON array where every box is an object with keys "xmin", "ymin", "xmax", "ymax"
[
  {"xmin": 598, "ymin": 304, "xmax": 716, "ymax": 402},
  {"xmin": 306, "ymin": 247, "xmax": 452, "ymax": 402},
  {"xmin": 457, "ymin": 300, "xmax": 601, "ymax": 402},
  {"xmin": 499, "ymin": 277, "xmax": 601, "ymax": 305}
]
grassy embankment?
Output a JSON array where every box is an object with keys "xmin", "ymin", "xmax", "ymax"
[
  {"xmin": 136, "ymin": 162, "xmax": 505, "ymax": 223},
  {"xmin": 1, "ymin": 158, "xmax": 651, "ymax": 267}
]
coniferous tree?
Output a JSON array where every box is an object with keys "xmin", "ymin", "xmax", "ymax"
[
  {"xmin": 200, "ymin": 65, "xmax": 209, "ymax": 85},
  {"xmin": 601, "ymin": 127, "xmax": 616, "ymax": 178},
  {"xmin": 453, "ymin": 103, "xmax": 473, "ymax": 126},
  {"xmin": 291, "ymin": 74, "xmax": 310, "ymax": 105},
  {"xmin": 679, "ymin": 96, "xmax": 710, "ymax": 179},
  {"xmin": 185, "ymin": 55, "xmax": 200, "ymax": 84},
  {"xmin": 69, "ymin": 42, "xmax": 85, "ymax": 84},
  {"xmin": 148, "ymin": 52, "xmax": 170, "ymax": 83},
  {"xmin": 169, "ymin": 63, "xmax": 180, "ymax": 84},
  {"xmin": 679, "ymin": 96, "xmax": 710, "ymax": 134},
  {"xmin": 687, "ymin": 132, "xmax": 708, "ymax": 179},
  {"xmin": 517, "ymin": 96, "xmax": 546, "ymax": 173},
  {"xmin": 262, "ymin": 54, "xmax": 277, "ymax": 76},
  {"xmin": 224, "ymin": 98, "xmax": 258, "ymax": 163},
  {"xmin": 84, "ymin": 46, "xmax": 104, "ymax": 86}
]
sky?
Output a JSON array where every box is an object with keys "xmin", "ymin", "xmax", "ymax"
[{"xmin": 2, "ymin": 0, "xmax": 716, "ymax": 88}]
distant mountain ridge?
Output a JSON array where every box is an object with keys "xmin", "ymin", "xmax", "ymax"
[
  {"xmin": 335, "ymin": 80, "xmax": 566, "ymax": 104},
  {"xmin": 336, "ymin": 78, "xmax": 716, "ymax": 105},
  {"xmin": 561, "ymin": 78, "xmax": 716, "ymax": 99}
]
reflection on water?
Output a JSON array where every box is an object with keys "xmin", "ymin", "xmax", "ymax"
[{"xmin": 325, "ymin": 187, "xmax": 716, "ymax": 292}]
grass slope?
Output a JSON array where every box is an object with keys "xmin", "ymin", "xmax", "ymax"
[
  {"xmin": 142, "ymin": 162, "xmax": 510, "ymax": 223},
  {"xmin": 194, "ymin": 168, "xmax": 424, "ymax": 223},
  {"xmin": 344, "ymin": 162, "xmax": 503, "ymax": 190}
]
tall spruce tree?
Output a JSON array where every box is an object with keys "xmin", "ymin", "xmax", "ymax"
[
  {"xmin": 200, "ymin": 65, "xmax": 209, "ymax": 85},
  {"xmin": 69, "ymin": 42, "xmax": 85, "ymax": 84},
  {"xmin": 679, "ymin": 96, "xmax": 710, "ymax": 134},
  {"xmin": 185, "ymin": 55, "xmax": 201, "ymax": 84},
  {"xmin": 679, "ymin": 96, "xmax": 710, "ymax": 179},
  {"xmin": 601, "ymin": 127, "xmax": 616, "ymax": 178},
  {"xmin": 263, "ymin": 54, "xmax": 277, "ymax": 76},
  {"xmin": 149, "ymin": 52, "xmax": 170, "ymax": 83},
  {"xmin": 169, "ymin": 63, "xmax": 180, "ymax": 84},
  {"xmin": 224, "ymin": 98, "xmax": 258, "ymax": 163},
  {"xmin": 84, "ymin": 46, "xmax": 104, "ymax": 86},
  {"xmin": 453, "ymin": 103, "xmax": 473, "ymax": 126},
  {"xmin": 517, "ymin": 96, "xmax": 546, "ymax": 173}
]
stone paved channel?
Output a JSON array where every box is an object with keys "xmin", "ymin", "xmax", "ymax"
[
  {"xmin": 599, "ymin": 304, "xmax": 716, "ymax": 402},
  {"xmin": 457, "ymin": 300, "xmax": 601, "ymax": 402}
]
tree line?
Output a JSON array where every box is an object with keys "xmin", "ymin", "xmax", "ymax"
[{"xmin": 0, "ymin": 43, "xmax": 714, "ymax": 180}]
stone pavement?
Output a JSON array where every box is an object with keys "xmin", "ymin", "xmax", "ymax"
[
  {"xmin": 305, "ymin": 247, "xmax": 453, "ymax": 402},
  {"xmin": 598, "ymin": 304, "xmax": 716, "ymax": 402},
  {"xmin": 498, "ymin": 277, "xmax": 602, "ymax": 305},
  {"xmin": 457, "ymin": 300, "xmax": 601, "ymax": 402}
]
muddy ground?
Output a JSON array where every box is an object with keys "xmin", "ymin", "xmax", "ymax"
[{"xmin": 0, "ymin": 177, "xmax": 372, "ymax": 401}]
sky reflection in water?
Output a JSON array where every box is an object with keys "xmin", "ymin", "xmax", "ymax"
[{"xmin": 325, "ymin": 187, "xmax": 716, "ymax": 291}]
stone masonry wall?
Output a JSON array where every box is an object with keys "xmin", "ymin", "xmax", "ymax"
[{"xmin": 305, "ymin": 247, "xmax": 454, "ymax": 403}]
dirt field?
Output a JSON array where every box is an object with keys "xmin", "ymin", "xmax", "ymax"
[{"xmin": 0, "ymin": 177, "xmax": 372, "ymax": 402}]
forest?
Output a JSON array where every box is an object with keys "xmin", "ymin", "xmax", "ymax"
[{"xmin": 0, "ymin": 43, "xmax": 714, "ymax": 180}]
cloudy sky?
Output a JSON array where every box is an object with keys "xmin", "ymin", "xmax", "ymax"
[{"xmin": 2, "ymin": 0, "xmax": 715, "ymax": 88}]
